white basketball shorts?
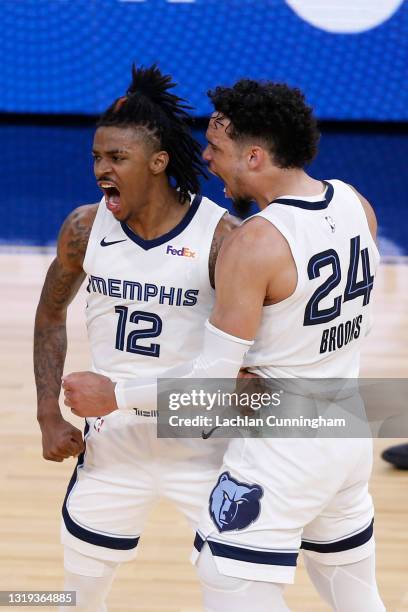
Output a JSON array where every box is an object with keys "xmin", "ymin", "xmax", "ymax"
[
  {"xmin": 192, "ymin": 437, "xmax": 374, "ymax": 583},
  {"xmin": 61, "ymin": 412, "xmax": 227, "ymax": 562}
]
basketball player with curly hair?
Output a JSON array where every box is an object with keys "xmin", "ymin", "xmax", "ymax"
[{"xmin": 64, "ymin": 79, "xmax": 385, "ymax": 610}]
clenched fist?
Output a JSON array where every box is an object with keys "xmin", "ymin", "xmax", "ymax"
[
  {"xmin": 62, "ymin": 371, "xmax": 117, "ymax": 417},
  {"xmin": 39, "ymin": 413, "xmax": 84, "ymax": 462}
]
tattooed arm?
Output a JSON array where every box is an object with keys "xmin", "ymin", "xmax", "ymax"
[
  {"xmin": 209, "ymin": 212, "xmax": 241, "ymax": 289},
  {"xmin": 34, "ymin": 204, "xmax": 97, "ymax": 461}
]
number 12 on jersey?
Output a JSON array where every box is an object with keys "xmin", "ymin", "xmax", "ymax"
[
  {"xmin": 115, "ymin": 306, "xmax": 162, "ymax": 357},
  {"xmin": 304, "ymin": 235, "xmax": 374, "ymax": 326}
]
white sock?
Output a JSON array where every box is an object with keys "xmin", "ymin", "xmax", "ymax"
[
  {"xmin": 196, "ymin": 543, "xmax": 290, "ymax": 612},
  {"xmin": 303, "ymin": 552, "xmax": 385, "ymax": 612},
  {"xmin": 60, "ymin": 547, "xmax": 119, "ymax": 612}
]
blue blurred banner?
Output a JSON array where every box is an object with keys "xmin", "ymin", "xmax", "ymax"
[
  {"xmin": 2, "ymin": 124, "xmax": 407, "ymax": 255},
  {"xmin": 1, "ymin": 0, "xmax": 407, "ymax": 119}
]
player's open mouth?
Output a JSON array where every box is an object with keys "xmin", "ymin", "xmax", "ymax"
[{"xmin": 99, "ymin": 182, "xmax": 121, "ymax": 214}]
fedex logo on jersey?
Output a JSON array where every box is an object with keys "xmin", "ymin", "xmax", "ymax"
[{"xmin": 166, "ymin": 245, "xmax": 196, "ymax": 258}]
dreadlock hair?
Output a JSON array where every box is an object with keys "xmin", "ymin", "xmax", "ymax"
[
  {"xmin": 97, "ymin": 64, "xmax": 206, "ymax": 202},
  {"xmin": 208, "ymin": 79, "xmax": 320, "ymax": 168}
]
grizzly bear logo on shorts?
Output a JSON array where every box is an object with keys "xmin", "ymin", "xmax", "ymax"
[{"xmin": 209, "ymin": 472, "xmax": 263, "ymax": 533}]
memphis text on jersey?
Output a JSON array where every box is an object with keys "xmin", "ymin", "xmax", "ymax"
[{"xmin": 86, "ymin": 274, "xmax": 199, "ymax": 307}]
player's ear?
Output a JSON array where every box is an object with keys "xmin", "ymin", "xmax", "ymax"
[
  {"xmin": 150, "ymin": 150, "xmax": 169, "ymax": 175},
  {"xmin": 247, "ymin": 146, "xmax": 264, "ymax": 170}
]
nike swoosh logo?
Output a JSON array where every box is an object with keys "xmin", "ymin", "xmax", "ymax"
[
  {"xmin": 100, "ymin": 238, "xmax": 127, "ymax": 247},
  {"xmin": 201, "ymin": 426, "xmax": 220, "ymax": 440}
]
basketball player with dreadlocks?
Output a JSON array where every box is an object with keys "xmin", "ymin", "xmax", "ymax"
[
  {"xmin": 34, "ymin": 64, "xmax": 237, "ymax": 611},
  {"xmin": 63, "ymin": 79, "xmax": 385, "ymax": 611}
]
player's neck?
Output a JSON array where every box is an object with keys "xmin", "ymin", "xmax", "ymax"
[
  {"xmin": 125, "ymin": 185, "xmax": 190, "ymax": 240},
  {"xmin": 253, "ymin": 170, "xmax": 324, "ymax": 209}
]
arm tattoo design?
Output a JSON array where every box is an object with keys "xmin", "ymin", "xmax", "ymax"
[
  {"xmin": 34, "ymin": 262, "xmax": 85, "ymax": 405},
  {"xmin": 34, "ymin": 321, "xmax": 67, "ymax": 405},
  {"xmin": 64, "ymin": 208, "xmax": 94, "ymax": 265},
  {"xmin": 208, "ymin": 214, "xmax": 240, "ymax": 289},
  {"xmin": 209, "ymin": 232, "xmax": 222, "ymax": 290},
  {"xmin": 34, "ymin": 206, "xmax": 94, "ymax": 409}
]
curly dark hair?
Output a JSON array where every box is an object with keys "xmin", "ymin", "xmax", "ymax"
[
  {"xmin": 98, "ymin": 64, "xmax": 206, "ymax": 201},
  {"xmin": 208, "ymin": 79, "xmax": 320, "ymax": 168}
]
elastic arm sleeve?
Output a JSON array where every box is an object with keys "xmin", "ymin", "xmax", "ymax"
[{"xmin": 114, "ymin": 320, "xmax": 254, "ymax": 413}]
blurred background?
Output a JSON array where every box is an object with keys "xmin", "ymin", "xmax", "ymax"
[
  {"xmin": 1, "ymin": 1, "xmax": 407, "ymax": 610},
  {"xmin": 1, "ymin": 0, "xmax": 407, "ymax": 252}
]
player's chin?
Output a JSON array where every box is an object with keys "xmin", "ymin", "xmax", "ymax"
[{"xmin": 110, "ymin": 207, "xmax": 128, "ymax": 222}]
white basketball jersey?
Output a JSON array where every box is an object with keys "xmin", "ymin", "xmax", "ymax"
[
  {"xmin": 243, "ymin": 180, "xmax": 380, "ymax": 378},
  {"xmin": 83, "ymin": 195, "xmax": 226, "ymax": 381}
]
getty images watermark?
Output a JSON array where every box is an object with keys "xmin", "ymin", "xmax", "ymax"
[
  {"xmin": 156, "ymin": 379, "xmax": 367, "ymax": 438},
  {"xmin": 156, "ymin": 378, "xmax": 408, "ymax": 439},
  {"xmin": 168, "ymin": 388, "xmax": 283, "ymax": 411},
  {"xmin": 167, "ymin": 388, "xmax": 346, "ymax": 431}
]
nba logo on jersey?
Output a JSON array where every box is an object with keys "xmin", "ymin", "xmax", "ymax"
[
  {"xmin": 93, "ymin": 417, "xmax": 104, "ymax": 432},
  {"xmin": 209, "ymin": 472, "xmax": 264, "ymax": 533},
  {"xmin": 325, "ymin": 215, "xmax": 336, "ymax": 232}
]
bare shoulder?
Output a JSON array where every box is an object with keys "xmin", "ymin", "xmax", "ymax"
[
  {"xmin": 213, "ymin": 216, "xmax": 278, "ymax": 299},
  {"xmin": 57, "ymin": 203, "xmax": 98, "ymax": 271},
  {"xmin": 211, "ymin": 212, "xmax": 241, "ymax": 252},
  {"xmin": 37, "ymin": 203, "xmax": 98, "ymax": 316},
  {"xmin": 347, "ymin": 184, "xmax": 377, "ymax": 241},
  {"xmin": 218, "ymin": 215, "xmax": 296, "ymax": 305},
  {"xmin": 209, "ymin": 212, "xmax": 240, "ymax": 288},
  {"xmin": 215, "ymin": 211, "xmax": 241, "ymax": 236}
]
